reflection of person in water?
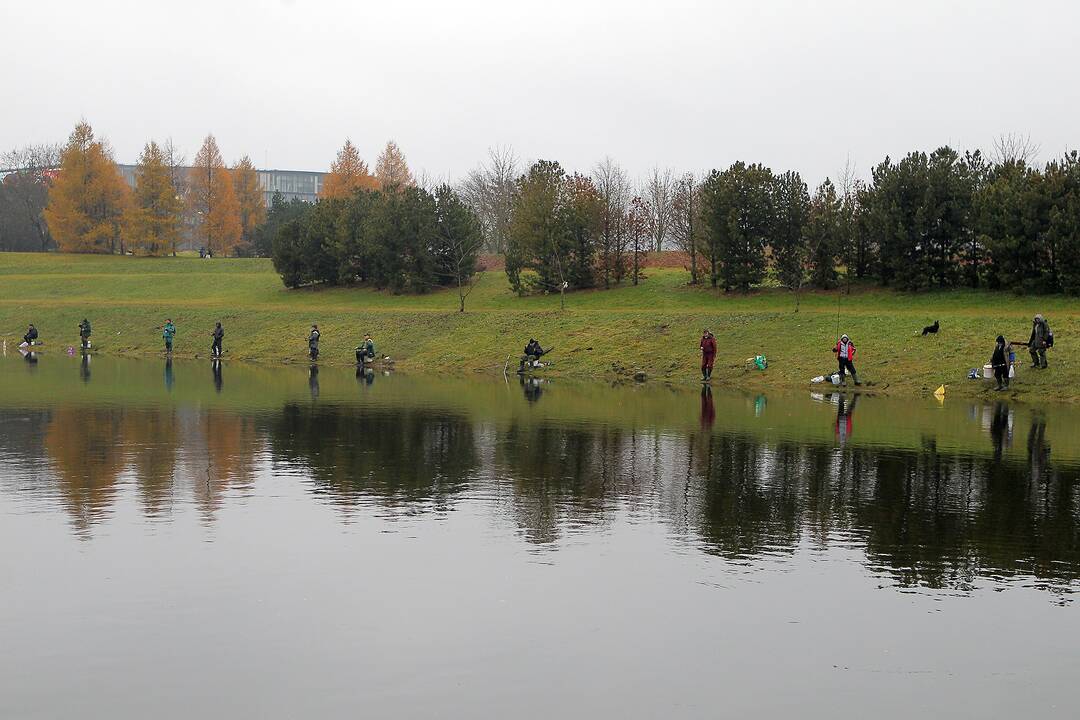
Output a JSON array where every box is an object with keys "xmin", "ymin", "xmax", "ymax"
[
  {"xmin": 309, "ymin": 364, "xmax": 320, "ymax": 399},
  {"xmin": 164, "ymin": 357, "xmax": 174, "ymax": 392},
  {"xmin": 212, "ymin": 359, "xmax": 223, "ymax": 393},
  {"xmin": 700, "ymin": 385, "xmax": 715, "ymax": 429},
  {"xmin": 835, "ymin": 393, "xmax": 858, "ymax": 446},
  {"xmin": 1027, "ymin": 411, "xmax": 1050, "ymax": 480},
  {"xmin": 989, "ymin": 401, "xmax": 1011, "ymax": 462},
  {"xmin": 519, "ymin": 374, "xmax": 543, "ymax": 402},
  {"xmin": 80, "ymin": 353, "xmax": 91, "ymax": 383},
  {"xmin": 355, "ymin": 366, "xmax": 375, "ymax": 385}
]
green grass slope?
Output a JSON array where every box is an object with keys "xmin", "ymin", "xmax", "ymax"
[{"xmin": 1, "ymin": 252, "xmax": 1076, "ymax": 401}]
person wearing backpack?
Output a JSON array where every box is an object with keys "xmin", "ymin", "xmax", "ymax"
[{"xmin": 1027, "ymin": 314, "xmax": 1051, "ymax": 369}]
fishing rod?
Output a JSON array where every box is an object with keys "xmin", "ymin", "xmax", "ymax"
[{"xmin": 835, "ymin": 287, "xmax": 842, "ymax": 344}]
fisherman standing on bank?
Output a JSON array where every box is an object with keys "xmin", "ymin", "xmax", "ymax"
[
  {"xmin": 1027, "ymin": 314, "xmax": 1051, "ymax": 369},
  {"xmin": 833, "ymin": 333, "xmax": 861, "ymax": 386},
  {"xmin": 78, "ymin": 318, "xmax": 92, "ymax": 350},
  {"xmin": 308, "ymin": 324, "xmax": 320, "ymax": 361},
  {"xmin": 163, "ymin": 319, "xmax": 176, "ymax": 354},
  {"xmin": 211, "ymin": 322, "xmax": 224, "ymax": 358},
  {"xmin": 699, "ymin": 328, "xmax": 717, "ymax": 382},
  {"xmin": 991, "ymin": 335, "xmax": 1010, "ymax": 391}
]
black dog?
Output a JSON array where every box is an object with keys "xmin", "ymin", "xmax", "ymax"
[{"xmin": 921, "ymin": 321, "xmax": 940, "ymax": 336}]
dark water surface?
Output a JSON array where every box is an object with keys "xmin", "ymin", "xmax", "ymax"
[{"xmin": 1, "ymin": 354, "xmax": 1078, "ymax": 718}]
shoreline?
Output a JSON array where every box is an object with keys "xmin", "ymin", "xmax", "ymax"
[{"xmin": 1, "ymin": 253, "xmax": 1074, "ymax": 404}]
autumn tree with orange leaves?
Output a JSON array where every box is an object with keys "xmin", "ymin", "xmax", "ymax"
[
  {"xmin": 320, "ymin": 139, "xmax": 377, "ymax": 198},
  {"xmin": 231, "ymin": 155, "xmax": 265, "ymax": 255},
  {"xmin": 375, "ymin": 140, "xmax": 414, "ymax": 191},
  {"xmin": 188, "ymin": 134, "xmax": 242, "ymax": 256},
  {"xmin": 44, "ymin": 121, "xmax": 130, "ymax": 253},
  {"xmin": 129, "ymin": 140, "xmax": 183, "ymax": 255}
]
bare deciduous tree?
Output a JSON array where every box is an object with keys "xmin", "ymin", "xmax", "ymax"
[
  {"xmin": 991, "ymin": 132, "xmax": 1040, "ymax": 167},
  {"xmin": 670, "ymin": 172, "xmax": 702, "ymax": 284},
  {"xmin": 1, "ymin": 144, "xmax": 62, "ymax": 251},
  {"xmin": 459, "ymin": 146, "xmax": 518, "ymax": 254},
  {"xmin": 592, "ymin": 156, "xmax": 631, "ymax": 288},
  {"xmin": 646, "ymin": 166, "xmax": 674, "ymax": 252}
]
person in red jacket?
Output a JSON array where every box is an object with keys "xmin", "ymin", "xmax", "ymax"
[
  {"xmin": 700, "ymin": 328, "xmax": 717, "ymax": 381},
  {"xmin": 832, "ymin": 333, "xmax": 860, "ymax": 386}
]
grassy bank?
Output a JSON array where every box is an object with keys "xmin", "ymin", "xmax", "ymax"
[{"xmin": 1, "ymin": 252, "xmax": 1076, "ymax": 401}]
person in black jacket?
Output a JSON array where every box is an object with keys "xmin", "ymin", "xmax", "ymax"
[
  {"xmin": 23, "ymin": 324, "xmax": 39, "ymax": 346},
  {"xmin": 1027, "ymin": 314, "xmax": 1050, "ymax": 369},
  {"xmin": 991, "ymin": 335, "xmax": 1010, "ymax": 391},
  {"xmin": 78, "ymin": 318, "xmax": 92, "ymax": 350},
  {"xmin": 308, "ymin": 324, "xmax": 320, "ymax": 361},
  {"xmin": 519, "ymin": 338, "xmax": 545, "ymax": 373},
  {"xmin": 211, "ymin": 322, "xmax": 224, "ymax": 358}
]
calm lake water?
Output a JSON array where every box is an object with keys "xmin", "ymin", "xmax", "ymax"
[{"xmin": 1, "ymin": 353, "xmax": 1078, "ymax": 718}]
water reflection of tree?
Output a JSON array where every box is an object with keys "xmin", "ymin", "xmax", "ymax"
[
  {"xmin": 35, "ymin": 406, "xmax": 259, "ymax": 530},
  {"xmin": 44, "ymin": 407, "xmax": 125, "ymax": 535},
  {"xmin": 265, "ymin": 404, "xmax": 475, "ymax": 514},
  {"xmin": 189, "ymin": 410, "xmax": 260, "ymax": 521},
  {"xmin": 494, "ymin": 422, "xmax": 654, "ymax": 545},
  {"xmin": 682, "ymin": 429, "xmax": 1079, "ymax": 593},
  {"xmin": 123, "ymin": 408, "xmax": 181, "ymax": 516}
]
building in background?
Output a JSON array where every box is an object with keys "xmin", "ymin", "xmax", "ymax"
[{"xmin": 116, "ymin": 165, "xmax": 324, "ymax": 205}]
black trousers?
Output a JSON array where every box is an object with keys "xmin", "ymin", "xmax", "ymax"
[
  {"xmin": 212, "ymin": 340, "xmax": 222, "ymax": 356},
  {"xmin": 838, "ymin": 357, "xmax": 857, "ymax": 379},
  {"xmin": 994, "ymin": 366, "xmax": 1009, "ymax": 385}
]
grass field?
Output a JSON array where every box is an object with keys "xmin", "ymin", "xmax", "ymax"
[{"xmin": 1, "ymin": 252, "xmax": 1076, "ymax": 401}]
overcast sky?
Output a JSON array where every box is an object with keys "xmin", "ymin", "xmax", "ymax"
[{"xmin": 2, "ymin": 0, "xmax": 1077, "ymax": 185}]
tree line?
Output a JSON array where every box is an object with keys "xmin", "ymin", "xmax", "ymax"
[
  {"xmin": 0, "ymin": 121, "xmax": 266, "ymax": 256},
  {"xmin": 0, "ymin": 123, "xmax": 417, "ymax": 258},
  {"xmin": 456, "ymin": 138, "xmax": 1080, "ymax": 296},
  {"xmin": 269, "ymin": 139, "xmax": 484, "ymax": 309},
  {"xmin": 5, "ymin": 123, "xmax": 1080, "ymax": 296}
]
